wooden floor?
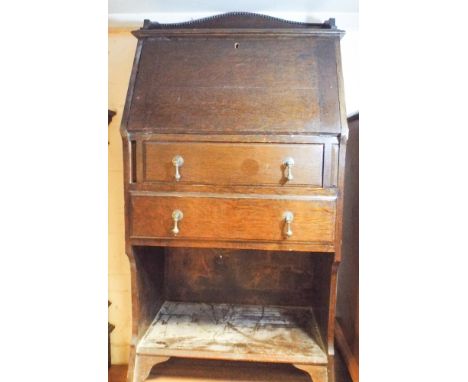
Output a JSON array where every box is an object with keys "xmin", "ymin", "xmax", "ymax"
[{"xmin": 109, "ymin": 351, "xmax": 352, "ymax": 382}]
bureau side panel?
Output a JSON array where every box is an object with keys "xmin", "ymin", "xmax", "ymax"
[{"xmin": 336, "ymin": 115, "xmax": 359, "ymax": 366}]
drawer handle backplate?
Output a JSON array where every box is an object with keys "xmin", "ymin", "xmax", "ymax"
[
  {"xmin": 171, "ymin": 209, "xmax": 183, "ymax": 236},
  {"xmin": 283, "ymin": 157, "xmax": 295, "ymax": 182},
  {"xmin": 172, "ymin": 155, "xmax": 184, "ymax": 181},
  {"xmin": 283, "ymin": 211, "xmax": 294, "ymax": 238}
]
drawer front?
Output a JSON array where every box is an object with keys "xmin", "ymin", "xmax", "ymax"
[
  {"xmin": 131, "ymin": 194, "xmax": 335, "ymax": 243},
  {"xmin": 143, "ymin": 142, "xmax": 324, "ymax": 187}
]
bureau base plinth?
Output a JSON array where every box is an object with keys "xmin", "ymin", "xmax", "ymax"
[{"xmin": 137, "ymin": 301, "xmax": 327, "ymax": 365}]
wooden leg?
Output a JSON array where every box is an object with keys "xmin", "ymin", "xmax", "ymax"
[
  {"xmin": 293, "ymin": 364, "xmax": 328, "ymax": 382},
  {"xmin": 132, "ymin": 355, "xmax": 169, "ymax": 382},
  {"xmin": 126, "ymin": 346, "xmax": 136, "ymax": 382},
  {"xmin": 328, "ymin": 357, "xmax": 335, "ymax": 382},
  {"xmin": 335, "ymin": 320, "xmax": 358, "ymax": 382}
]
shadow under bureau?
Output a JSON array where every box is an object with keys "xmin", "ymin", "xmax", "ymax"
[{"xmin": 120, "ymin": 12, "xmax": 348, "ymax": 382}]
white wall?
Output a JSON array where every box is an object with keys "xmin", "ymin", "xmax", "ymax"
[{"xmin": 109, "ymin": 0, "xmax": 358, "ymax": 14}]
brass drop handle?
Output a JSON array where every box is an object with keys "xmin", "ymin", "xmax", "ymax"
[
  {"xmin": 172, "ymin": 155, "xmax": 184, "ymax": 182},
  {"xmin": 283, "ymin": 211, "xmax": 294, "ymax": 238},
  {"xmin": 283, "ymin": 157, "xmax": 295, "ymax": 181},
  {"xmin": 171, "ymin": 209, "xmax": 183, "ymax": 236}
]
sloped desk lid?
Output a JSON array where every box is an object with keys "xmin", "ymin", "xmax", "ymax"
[{"xmin": 123, "ymin": 13, "xmax": 344, "ymax": 134}]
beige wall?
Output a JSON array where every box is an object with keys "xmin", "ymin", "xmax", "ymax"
[{"xmin": 108, "ymin": 29, "xmax": 136, "ymax": 365}]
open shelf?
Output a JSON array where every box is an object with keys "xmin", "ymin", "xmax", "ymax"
[{"xmin": 137, "ymin": 301, "xmax": 327, "ymax": 364}]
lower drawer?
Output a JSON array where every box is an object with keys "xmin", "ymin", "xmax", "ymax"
[{"xmin": 130, "ymin": 193, "xmax": 336, "ymax": 244}]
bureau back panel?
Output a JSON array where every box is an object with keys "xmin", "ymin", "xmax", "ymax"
[
  {"xmin": 164, "ymin": 248, "xmax": 327, "ymax": 307},
  {"xmin": 127, "ymin": 37, "xmax": 340, "ymax": 134}
]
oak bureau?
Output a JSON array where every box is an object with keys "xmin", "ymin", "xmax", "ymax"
[{"xmin": 120, "ymin": 12, "xmax": 348, "ymax": 382}]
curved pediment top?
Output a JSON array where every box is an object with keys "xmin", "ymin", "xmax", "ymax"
[{"xmin": 141, "ymin": 12, "xmax": 337, "ymax": 30}]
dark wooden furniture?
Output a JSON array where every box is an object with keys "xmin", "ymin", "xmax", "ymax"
[
  {"xmin": 336, "ymin": 114, "xmax": 359, "ymax": 382},
  {"xmin": 109, "ymin": 111, "xmax": 116, "ymax": 366},
  {"xmin": 109, "ymin": 300, "xmax": 115, "ymax": 368},
  {"xmin": 109, "ymin": 109, "xmax": 116, "ymax": 145},
  {"xmin": 109, "ymin": 109, "xmax": 117, "ymax": 125},
  {"xmin": 120, "ymin": 12, "xmax": 348, "ymax": 382}
]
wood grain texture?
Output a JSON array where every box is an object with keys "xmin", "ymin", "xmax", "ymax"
[
  {"xmin": 133, "ymin": 133, "xmax": 340, "ymax": 144},
  {"xmin": 137, "ymin": 301, "xmax": 327, "ymax": 364},
  {"xmin": 129, "ymin": 183, "xmax": 338, "ymax": 197},
  {"xmin": 322, "ymin": 144, "xmax": 339, "ymax": 188},
  {"xmin": 143, "ymin": 142, "xmax": 324, "ymax": 187},
  {"xmin": 133, "ymin": 356, "xmax": 169, "ymax": 382},
  {"xmin": 130, "ymin": 237, "xmax": 335, "ymax": 253},
  {"xmin": 310, "ymin": 254, "xmax": 333, "ymax": 360},
  {"xmin": 165, "ymin": 248, "xmax": 323, "ymax": 307},
  {"xmin": 119, "ymin": 13, "xmax": 349, "ymax": 382},
  {"xmin": 335, "ymin": 320, "xmax": 358, "ymax": 382},
  {"xmin": 110, "ymin": 354, "xmax": 353, "ymax": 382},
  {"xmin": 320, "ymin": 36, "xmax": 349, "ymax": 364},
  {"xmin": 139, "ymin": 12, "xmax": 338, "ymax": 31},
  {"xmin": 132, "ymin": 247, "xmax": 166, "ymax": 340},
  {"xmin": 130, "ymin": 194, "xmax": 336, "ymax": 244},
  {"xmin": 127, "ymin": 36, "xmax": 340, "ymax": 134},
  {"xmin": 336, "ymin": 114, "xmax": 358, "ymax": 381},
  {"xmin": 294, "ymin": 364, "xmax": 328, "ymax": 382}
]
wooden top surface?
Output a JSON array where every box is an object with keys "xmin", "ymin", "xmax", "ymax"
[{"xmin": 137, "ymin": 301, "xmax": 327, "ymax": 364}]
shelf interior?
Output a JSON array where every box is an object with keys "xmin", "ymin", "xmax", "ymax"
[{"xmin": 137, "ymin": 301, "xmax": 327, "ymax": 364}]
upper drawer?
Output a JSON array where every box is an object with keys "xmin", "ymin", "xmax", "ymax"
[{"xmin": 142, "ymin": 142, "xmax": 324, "ymax": 187}]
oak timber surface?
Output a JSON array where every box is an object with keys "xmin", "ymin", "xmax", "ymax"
[
  {"xmin": 131, "ymin": 195, "xmax": 336, "ymax": 243},
  {"xmin": 121, "ymin": 12, "xmax": 348, "ymax": 382},
  {"xmin": 127, "ymin": 37, "xmax": 340, "ymax": 134},
  {"xmin": 142, "ymin": 142, "xmax": 324, "ymax": 187},
  {"xmin": 164, "ymin": 248, "xmax": 323, "ymax": 307},
  {"xmin": 137, "ymin": 301, "xmax": 327, "ymax": 364}
]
